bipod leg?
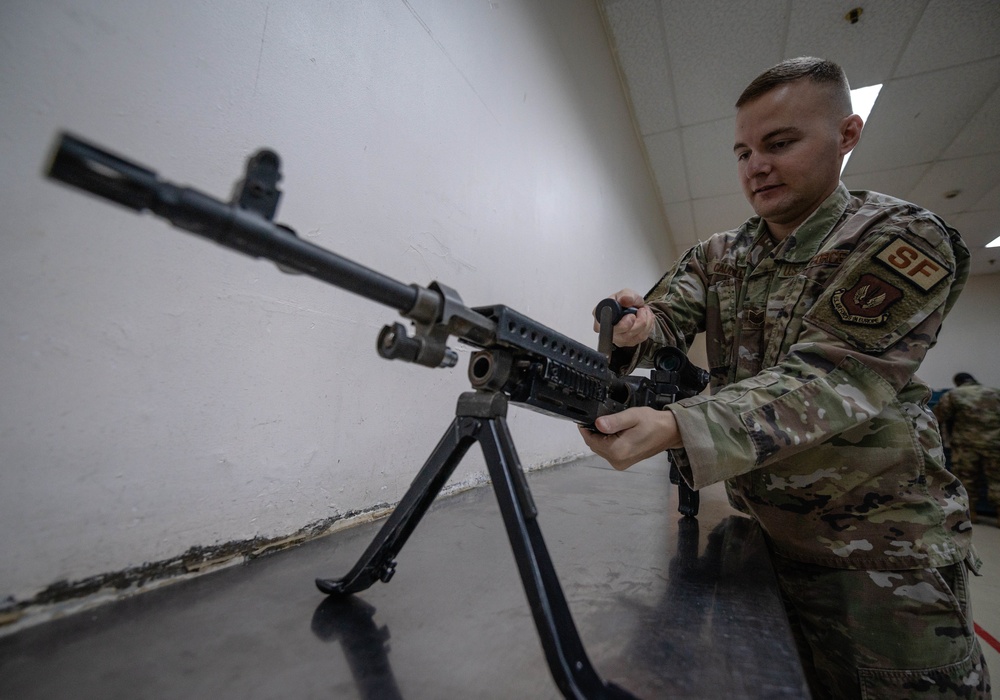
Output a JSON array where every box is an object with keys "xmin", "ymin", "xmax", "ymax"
[
  {"xmin": 315, "ymin": 412, "xmax": 477, "ymax": 595},
  {"xmin": 315, "ymin": 390, "xmax": 638, "ymax": 698},
  {"xmin": 478, "ymin": 411, "xmax": 638, "ymax": 699}
]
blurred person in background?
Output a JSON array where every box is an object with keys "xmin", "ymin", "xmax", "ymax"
[{"xmin": 935, "ymin": 372, "xmax": 1000, "ymax": 524}]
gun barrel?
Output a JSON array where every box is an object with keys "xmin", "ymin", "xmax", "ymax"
[
  {"xmin": 43, "ymin": 132, "xmax": 706, "ymax": 403},
  {"xmin": 46, "ymin": 132, "xmax": 421, "ymax": 316}
]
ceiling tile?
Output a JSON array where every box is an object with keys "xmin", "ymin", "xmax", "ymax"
[
  {"xmin": 663, "ymin": 201, "xmax": 697, "ymax": 253},
  {"xmin": 943, "ymin": 84, "xmax": 1000, "ymax": 160},
  {"xmin": 844, "ymin": 57, "xmax": 1000, "ymax": 175},
  {"xmin": 895, "ymin": 0, "xmax": 1000, "ymax": 77},
  {"xmin": 842, "ymin": 163, "xmax": 930, "ymax": 201},
  {"xmin": 603, "ymin": 0, "xmax": 677, "ymax": 135},
  {"xmin": 786, "ymin": 0, "xmax": 924, "ymax": 89},
  {"xmin": 908, "ymin": 153, "xmax": 1000, "ymax": 217},
  {"xmin": 645, "ymin": 129, "xmax": 688, "ymax": 203},
  {"xmin": 967, "ymin": 256, "xmax": 1000, "ymax": 277},
  {"xmin": 681, "ymin": 116, "xmax": 739, "ymax": 199},
  {"xmin": 971, "ymin": 181, "xmax": 1000, "ymax": 213},
  {"xmin": 660, "ymin": 0, "xmax": 787, "ymax": 125},
  {"xmin": 948, "ymin": 209, "xmax": 1000, "ymax": 276},
  {"xmin": 692, "ymin": 192, "xmax": 754, "ymax": 241},
  {"xmin": 949, "ymin": 209, "xmax": 998, "ymax": 248}
]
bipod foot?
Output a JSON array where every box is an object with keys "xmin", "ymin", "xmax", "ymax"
[
  {"xmin": 316, "ymin": 393, "xmax": 640, "ymax": 699},
  {"xmin": 314, "ymin": 578, "xmax": 345, "ymax": 596},
  {"xmin": 314, "ymin": 411, "xmax": 476, "ymax": 597},
  {"xmin": 316, "ymin": 558, "xmax": 397, "ymax": 596}
]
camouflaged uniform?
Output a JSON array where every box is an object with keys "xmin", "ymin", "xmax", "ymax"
[
  {"xmin": 935, "ymin": 382, "xmax": 1000, "ymax": 512},
  {"xmin": 614, "ymin": 184, "xmax": 989, "ymax": 698}
]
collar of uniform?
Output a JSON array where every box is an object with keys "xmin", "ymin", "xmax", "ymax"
[{"xmin": 771, "ymin": 183, "xmax": 851, "ymax": 263}]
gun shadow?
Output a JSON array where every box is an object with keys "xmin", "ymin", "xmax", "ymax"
[{"xmin": 310, "ymin": 596, "xmax": 404, "ymax": 700}]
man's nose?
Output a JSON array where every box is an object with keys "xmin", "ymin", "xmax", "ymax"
[{"xmin": 745, "ymin": 151, "xmax": 770, "ymax": 177}]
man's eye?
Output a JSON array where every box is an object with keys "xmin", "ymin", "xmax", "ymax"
[
  {"xmin": 736, "ymin": 151, "xmax": 749, "ymax": 161},
  {"xmin": 771, "ymin": 140, "xmax": 790, "ymax": 150}
]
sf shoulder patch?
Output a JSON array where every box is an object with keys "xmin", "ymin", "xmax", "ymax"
[
  {"xmin": 808, "ymin": 233, "xmax": 954, "ymax": 352},
  {"xmin": 874, "ymin": 238, "xmax": 949, "ymax": 290},
  {"xmin": 831, "ymin": 273, "xmax": 903, "ymax": 325}
]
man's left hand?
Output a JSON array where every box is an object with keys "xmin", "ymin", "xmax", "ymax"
[{"xmin": 579, "ymin": 407, "xmax": 683, "ymax": 470}]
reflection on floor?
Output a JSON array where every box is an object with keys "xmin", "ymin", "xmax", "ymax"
[
  {"xmin": 970, "ymin": 518, "xmax": 1000, "ymax": 681},
  {"xmin": 1, "ymin": 456, "xmax": 997, "ymax": 699}
]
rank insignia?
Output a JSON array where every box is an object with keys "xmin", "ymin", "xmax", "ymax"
[{"xmin": 831, "ymin": 273, "xmax": 903, "ymax": 325}]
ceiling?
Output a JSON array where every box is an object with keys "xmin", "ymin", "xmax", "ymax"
[{"xmin": 598, "ymin": 0, "xmax": 1000, "ymax": 276}]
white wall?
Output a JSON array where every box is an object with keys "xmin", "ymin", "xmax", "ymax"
[
  {"xmin": 921, "ymin": 271, "xmax": 1000, "ymax": 390},
  {"xmin": 0, "ymin": 1, "xmax": 670, "ymax": 606}
]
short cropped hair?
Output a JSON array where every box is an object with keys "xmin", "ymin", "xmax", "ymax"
[
  {"xmin": 953, "ymin": 372, "xmax": 977, "ymax": 386},
  {"xmin": 736, "ymin": 57, "xmax": 852, "ymax": 114}
]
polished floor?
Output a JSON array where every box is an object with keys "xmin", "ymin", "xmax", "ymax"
[
  {"xmin": 970, "ymin": 517, "xmax": 1000, "ymax": 684},
  {"xmin": 1, "ymin": 455, "xmax": 997, "ymax": 699}
]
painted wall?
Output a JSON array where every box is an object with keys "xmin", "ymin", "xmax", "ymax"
[
  {"xmin": 4, "ymin": 0, "xmax": 991, "ymax": 616},
  {"xmin": 921, "ymin": 271, "xmax": 1000, "ymax": 390},
  {"xmin": 0, "ymin": 1, "xmax": 670, "ymax": 605}
]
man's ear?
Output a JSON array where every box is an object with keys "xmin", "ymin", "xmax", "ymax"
[{"xmin": 840, "ymin": 113, "xmax": 864, "ymax": 156}]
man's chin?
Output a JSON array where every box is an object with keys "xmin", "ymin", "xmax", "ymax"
[{"xmin": 751, "ymin": 192, "xmax": 801, "ymax": 221}]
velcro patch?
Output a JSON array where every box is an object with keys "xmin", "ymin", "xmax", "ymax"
[
  {"xmin": 875, "ymin": 238, "xmax": 948, "ymax": 291},
  {"xmin": 831, "ymin": 274, "xmax": 903, "ymax": 325}
]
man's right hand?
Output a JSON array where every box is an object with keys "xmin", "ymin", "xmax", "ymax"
[{"xmin": 593, "ymin": 289, "xmax": 655, "ymax": 347}]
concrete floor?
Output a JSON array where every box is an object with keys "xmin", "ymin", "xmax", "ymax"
[
  {"xmin": 0, "ymin": 455, "xmax": 810, "ymax": 699},
  {"xmin": 2, "ymin": 453, "xmax": 998, "ymax": 699},
  {"xmin": 969, "ymin": 519, "xmax": 1000, "ymax": 684}
]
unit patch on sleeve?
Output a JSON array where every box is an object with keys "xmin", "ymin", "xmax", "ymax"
[
  {"xmin": 831, "ymin": 273, "xmax": 903, "ymax": 325},
  {"xmin": 808, "ymin": 233, "xmax": 955, "ymax": 352},
  {"xmin": 875, "ymin": 238, "xmax": 949, "ymax": 290}
]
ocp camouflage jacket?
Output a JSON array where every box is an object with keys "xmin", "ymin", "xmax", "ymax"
[
  {"xmin": 618, "ymin": 184, "xmax": 976, "ymax": 570},
  {"xmin": 934, "ymin": 383, "xmax": 1000, "ymax": 451}
]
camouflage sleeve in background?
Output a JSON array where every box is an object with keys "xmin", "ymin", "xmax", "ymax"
[{"xmin": 934, "ymin": 384, "xmax": 1000, "ymax": 449}]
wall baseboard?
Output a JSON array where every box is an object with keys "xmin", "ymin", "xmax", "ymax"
[{"xmin": 0, "ymin": 454, "xmax": 586, "ymax": 638}]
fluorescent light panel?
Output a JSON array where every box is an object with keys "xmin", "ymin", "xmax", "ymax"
[
  {"xmin": 841, "ymin": 83, "xmax": 883, "ymax": 174},
  {"xmin": 987, "ymin": 235, "xmax": 1000, "ymax": 248}
]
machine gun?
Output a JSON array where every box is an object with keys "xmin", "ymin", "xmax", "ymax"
[{"xmin": 45, "ymin": 133, "xmax": 708, "ymax": 700}]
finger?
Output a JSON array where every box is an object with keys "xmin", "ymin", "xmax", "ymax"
[
  {"xmin": 578, "ymin": 425, "xmax": 611, "ymax": 452},
  {"xmin": 612, "ymin": 314, "xmax": 636, "ymax": 334},
  {"xmin": 613, "ymin": 317, "xmax": 647, "ymax": 346},
  {"xmin": 616, "ymin": 307, "xmax": 654, "ymax": 346},
  {"xmin": 614, "ymin": 289, "xmax": 646, "ymax": 308},
  {"xmin": 594, "ymin": 409, "xmax": 637, "ymax": 435},
  {"xmin": 579, "ymin": 421, "xmax": 641, "ymax": 471}
]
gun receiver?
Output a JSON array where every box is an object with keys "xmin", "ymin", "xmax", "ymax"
[{"xmin": 45, "ymin": 132, "xmax": 708, "ymax": 699}]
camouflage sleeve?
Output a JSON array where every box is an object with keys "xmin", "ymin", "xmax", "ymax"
[
  {"xmin": 669, "ymin": 218, "xmax": 970, "ymax": 490},
  {"xmin": 609, "ymin": 242, "xmax": 711, "ymax": 374},
  {"xmin": 932, "ymin": 390, "xmax": 954, "ymax": 431}
]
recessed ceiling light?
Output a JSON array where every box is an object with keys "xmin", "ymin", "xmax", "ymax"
[{"xmin": 842, "ymin": 83, "xmax": 883, "ymax": 174}]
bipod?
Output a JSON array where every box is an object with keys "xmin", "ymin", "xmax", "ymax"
[{"xmin": 316, "ymin": 390, "xmax": 637, "ymax": 699}]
